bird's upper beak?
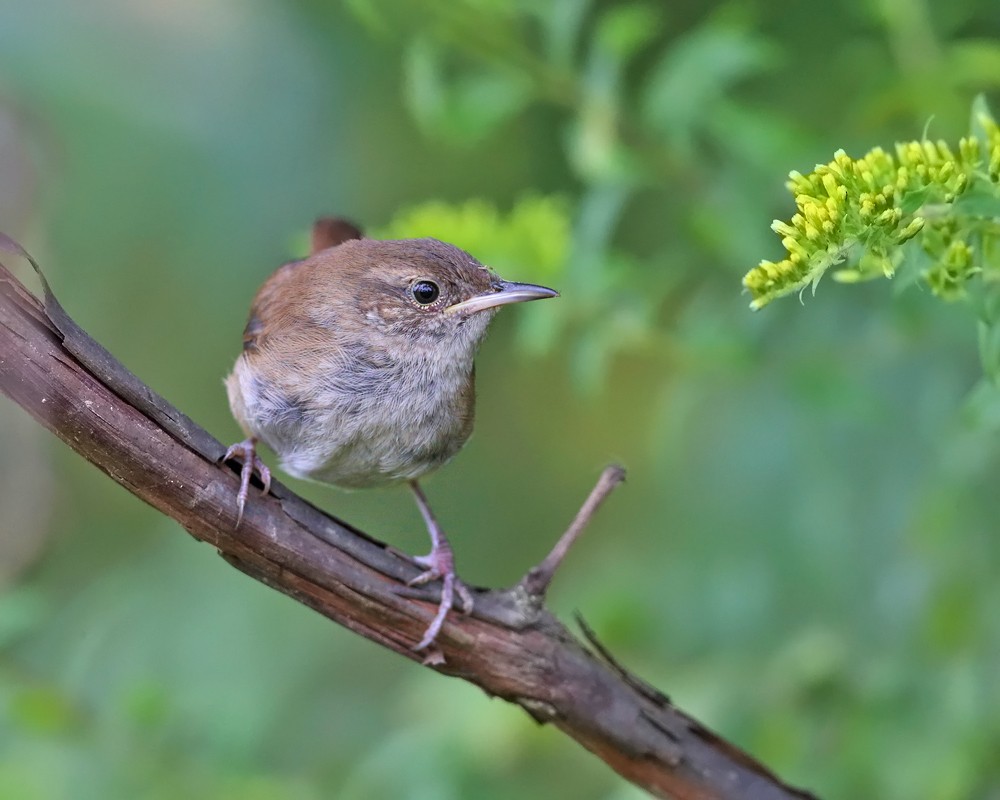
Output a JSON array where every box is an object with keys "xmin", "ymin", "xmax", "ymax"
[{"xmin": 444, "ymin": 280, "xmax": 559, "ymax": 316}]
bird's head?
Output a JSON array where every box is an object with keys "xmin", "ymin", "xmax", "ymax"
[{"xmin": 322, "ymin": 237, "xmax": 558, "ymax": 353}]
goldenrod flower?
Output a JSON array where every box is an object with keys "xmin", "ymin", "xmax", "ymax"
[{"xmin": 744, "ymin": 100, "xmax": 1000, "ymax": 308}]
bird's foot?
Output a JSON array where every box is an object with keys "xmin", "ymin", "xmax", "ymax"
[
  {"xmin": 223, "ymin": 438, "xmax": 271, "ymax": 525},
  {"xmin": 408, "ymin": 543, "xmax": 474, "ymax": 651}
]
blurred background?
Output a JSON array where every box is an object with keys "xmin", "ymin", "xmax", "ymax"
[{"xmin": 1, "ymin": 1, "xmax": 999, "ymax": 798}]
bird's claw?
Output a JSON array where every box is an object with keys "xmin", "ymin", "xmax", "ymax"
[
  {"xmin": 408, "ymin": 546, "xmax": 474, "ymax": 651},
  {"xmin": 409, "ymin": 562, "xmax": 474, "ymax": 613},
  {"xmin": 224, "ymin": 438, "xmax": 271, "ymax": 525}
]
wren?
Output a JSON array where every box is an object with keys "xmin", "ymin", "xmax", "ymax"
[{"xmin": 224, "ymin": 218, "xmax": 558, "ymax": 650}]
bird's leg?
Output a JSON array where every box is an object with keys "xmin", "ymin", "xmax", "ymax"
[
  {"xmin": 223, "ymin": 437, "xmax": 271, "ymax": 525},
  {"xmin": 407, "ymin": 480, "xmax": 474, "ymax": 650}
]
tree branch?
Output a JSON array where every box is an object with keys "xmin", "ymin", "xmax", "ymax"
[{"xmin": 0, "ymin": 252, "xmax": 818, "ymax": 800}]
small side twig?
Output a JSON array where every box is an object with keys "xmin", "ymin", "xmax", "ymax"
[
  {"xmin": 520, "ymin": 464, "xmax": 626, "ymax": 598},
  {"xmin": 576, "ymin": 612, "xmax": 670, "ymax": 706}
]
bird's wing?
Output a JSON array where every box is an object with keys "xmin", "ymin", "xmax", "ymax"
[{"xmin": 242, "ymin": 217, "xmax": 363, "ymax": 353}]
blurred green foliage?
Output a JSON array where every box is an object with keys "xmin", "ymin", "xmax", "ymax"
[
  {"xmin": 377, "ymin": 195, "xmax": 570, "ymax": 282},
  {"xmin": 1, "ymin": 1, "xmax": 999, "ymax": 798}
]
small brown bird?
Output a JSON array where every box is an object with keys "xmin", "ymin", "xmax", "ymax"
[{"xmin": 225, "ymin": 218, "xmax": 558, "ymax": 649}]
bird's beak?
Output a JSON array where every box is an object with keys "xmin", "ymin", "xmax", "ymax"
[{"xmin": 444, "ymin": 280, "xmax": 559, "ymax": 316}]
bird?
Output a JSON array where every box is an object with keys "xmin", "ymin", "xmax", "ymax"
[{"xmin": 224, "ymin": 217, "xmax": 558, "ymax": 650}]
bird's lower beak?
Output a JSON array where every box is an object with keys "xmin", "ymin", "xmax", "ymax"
[{"xmin": 444, "ymin": 280, "xmax": 559, "ymax": 316}]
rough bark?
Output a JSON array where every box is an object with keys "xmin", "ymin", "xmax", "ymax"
[{"xmin": 0, "ymin": 253, "xmax": 819, "ymax": 800}]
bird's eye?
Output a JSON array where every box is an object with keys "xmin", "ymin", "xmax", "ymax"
[{"xmin": 411, "ymin": 280, "xmax": 440, "ymax": 305}]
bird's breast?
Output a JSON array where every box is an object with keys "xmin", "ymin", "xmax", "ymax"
[{"xmin": 229, "ymin": 344, "xmax": 476, "ymax": 488}]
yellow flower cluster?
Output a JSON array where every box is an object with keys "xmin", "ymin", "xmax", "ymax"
[{"xmin": 743, "ymin": 113, "xmax": 1000, "ymax": 309}]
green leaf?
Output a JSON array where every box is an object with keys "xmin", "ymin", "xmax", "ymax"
[
  {"xmin": 532, "ymin": 0, "xmax": 593, "ymax": 67},
  {"xmin": 899, "ymin": 185, "xmax": 936, "ymax": 215},
  {"xmin": 641, "ymin": 22, "xmax": 777, "ymax": 149},
  {"xmin": 952, "ymin": 183, "xmax": 1000, "ymax": 217},
  {"xmin": 706, "ymin": 100, "xmax": 812, "ymax": 171},
  {"xmin": 403, "ymin": 39, "xmax": 531, "ymax": 145},
  {"xmin": 594, "ymin": 3, "xmax": 663, "ymax": 61},
  {"xmin": 969, "ymin": 92, "xmax": 995, "ymax": 146}
]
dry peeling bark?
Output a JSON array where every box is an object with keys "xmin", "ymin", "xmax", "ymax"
[{"xmin": 0, "ymin": 248, "xmax": 819, "ymax": 800}]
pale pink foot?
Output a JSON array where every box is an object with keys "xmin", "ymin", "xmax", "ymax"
[
  {"xmin": 224, "ymin": 438, "xmax": 271, "ymax": 525},
  {"xmin": 408, "ymin": 481, "xmax": 473, "ymax": 651},
  {"xmin": 408, "ymin": 542, "xmax": 474, "ymax": 651}
]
